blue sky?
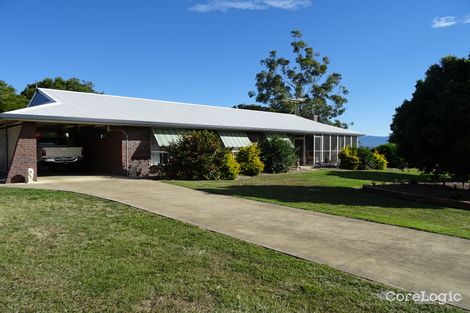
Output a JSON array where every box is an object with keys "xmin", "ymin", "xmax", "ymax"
[{"xmin": 1, "ymin": 0, "xmax": 468, "ymax": 135}]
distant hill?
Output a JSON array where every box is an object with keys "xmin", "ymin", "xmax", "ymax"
[{"xmin": 359, "ymin": 136, "xmax": 389, "ymax": 148}]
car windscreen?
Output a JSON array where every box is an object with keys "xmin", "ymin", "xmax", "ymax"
[{"xmin": 38, "ymin": 138, "xmax": 71, "ymax": 146}]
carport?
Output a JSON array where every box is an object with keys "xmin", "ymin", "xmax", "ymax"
[{"xmin": 0, "ymin": 121, "xmax": 151, "ymax": 183}]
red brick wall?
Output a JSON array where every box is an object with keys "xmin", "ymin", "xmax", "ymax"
[
  {"xmin": 6, "ymin": 122, "xmax": 37, "ymax": 183},
  {"xmin": 121, "ymin": 127, "xmax": 151, "ymax": 177}
]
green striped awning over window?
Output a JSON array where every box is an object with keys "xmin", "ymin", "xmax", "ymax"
[
  {"xmin": 152, "ymin": 128, "xmax": 185, "ymax": 147},
  {"xmin": 218, "ymin": 131, "xmax": 252, "ymax": 149}
]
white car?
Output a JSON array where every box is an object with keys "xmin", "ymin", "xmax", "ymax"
[{"xmin": 37, "ymin": 137, "xmax": 83, "ymax": 164}]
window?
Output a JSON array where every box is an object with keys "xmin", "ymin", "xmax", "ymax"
[
  {"xmin": 151, "ymin": 151, "xmax": 168, "ymax": 165},
  {"xmin": 150, "ymin": 134, "xmax": 168, "ymax": 165}
]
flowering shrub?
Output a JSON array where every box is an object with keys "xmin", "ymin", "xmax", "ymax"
[{"xmin": 236, "ymin": 144, "xmax": 264, "ymax": 176}]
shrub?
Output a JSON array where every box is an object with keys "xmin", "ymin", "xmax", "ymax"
[
  {"xmin": 149, "ymin": 164, "xmax": 167, "ymax": 179},
  {"xmin": 357, "ymin": 147, "xmax": 374, "ymax": 170},
  {"xmin": 338, "ymin": 146, "xmax": 359, "ymax": 170},
  {"xmin": 371, "ymin": 150, "xmax": 388, "ymax": 170},
  {"xmin": 219, "ymin": 152, "xmax": 240, "ymax": 180},
  {"xmin": 373, "ymin": 143, "xmax": 406, "ymax": 169},
  {"xmin": 164, "ymin": 130, "xmax": 226, "ymax": 180},
  {"xmin": 236, "ymin": 144, "xmax": 264, "ymax": 176},
  {"xmin": 259, "ymin": 134, "xmax": 297, "ymax": 173}
]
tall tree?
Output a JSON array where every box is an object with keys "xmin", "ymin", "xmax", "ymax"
[
  {"xmin": 390, "ymin": 55, "xmax": 470, "ymax": 179},
  {"xmin": 0, "ymin": 81, "xmax": 28, "ymax": 113},
  {"xmin": 21, "ymin": 77, "xmax": 99, "ymax": 100},
  {"xmin": 249, "ymin": 30, "xmax": 349, "ymax": 128}
]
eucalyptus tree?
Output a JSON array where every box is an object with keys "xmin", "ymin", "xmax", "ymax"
[{"xmin": 249, "ymin": 30, "xmax": 349, "ymax": 128}]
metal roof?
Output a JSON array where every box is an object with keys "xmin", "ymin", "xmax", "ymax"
[{"xmin": 0, "ymin": 88, "xmax": 363, "ymax": 136}]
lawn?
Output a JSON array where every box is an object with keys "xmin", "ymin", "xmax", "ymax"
[
  {"xmin": 169, "ymin": 169, "xmax": 470, "ymax": 240},
  {"xmin": 0, "ymin": 188, "xmax": 462, "ymax": 312}
]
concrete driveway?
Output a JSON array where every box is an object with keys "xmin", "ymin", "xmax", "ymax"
[{"xmin": 5, "ymin": 175, "xmax": 470, "ymax": 310}]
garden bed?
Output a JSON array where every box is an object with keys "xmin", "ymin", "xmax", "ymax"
[{"xmin": 363, "ymin": 183, "xmax": 470, "ymax": 211}]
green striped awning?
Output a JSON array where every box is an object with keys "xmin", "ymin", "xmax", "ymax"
[
  {"xmin": 152, "ymin": 128, "xmax": 185, "ymax": 147},
  {"xmin": 218, "ymin": 131, "xmax": 252, "ymax": 149}
]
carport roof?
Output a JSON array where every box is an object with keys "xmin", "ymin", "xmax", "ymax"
[{"xmin": 0, "ymin": 88, "xmax": 363, "ymax": 136}]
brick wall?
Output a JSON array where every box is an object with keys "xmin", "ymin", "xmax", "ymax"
[
  {"xmin": 80, "ymin": 126, "xmax": 151, "ymax": 177},
  {"xmin": 6, "ymin": 122, "xmax": 37, "ymax": 183},
  {"xmin": 121, "ymin": 127, "xmax": 151, "ymax": 177}
]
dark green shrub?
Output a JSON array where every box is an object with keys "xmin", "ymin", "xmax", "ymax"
[
  {"xmin": 164, "ymin": 130, "xmax": 227, "ymax": 180},
  {"xmin": 338, "ymin": 146, "xmax": 359, "ymax": 170},
  {"xmin": 259, "ymin": 134, "xmax": 297, "ymax": 173},
  {"xmin": 357, "ymin": 147, "xmax": 374, "ymax": 170},
  {"xmin": 236, "ymin": 144, "xmax": 264, "ymax": 176},
  {"xmin": 374, "ymin": 143, "xmax": 406, "ymax": 169},
  {"xmin": 219, "ymin": 152, "xmax": 240, "ymax": 180}
]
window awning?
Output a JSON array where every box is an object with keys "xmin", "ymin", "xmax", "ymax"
[
  {"xmin": 218, "ymin": 131, "xmax": 252, "ymax": 149},
  {"xmin": 152, "ymin": 128, "xmax": 185, "ymax": 147}
]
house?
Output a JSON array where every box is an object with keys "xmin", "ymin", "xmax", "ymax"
[{"xmin": 0, "ymin": 88, "xmax": 363, "ymax": 183}]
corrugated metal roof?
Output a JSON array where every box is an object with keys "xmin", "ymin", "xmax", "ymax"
[
  {"xmin": 0, "ymin": 88, "xmax": 363, "ymax": 136},
  {"xmin": 218, "ymin": 131, "xmax": 252, "ymax": 148}
]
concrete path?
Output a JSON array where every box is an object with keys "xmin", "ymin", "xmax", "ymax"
[{"xmin": 5, "ymin": 176, "xmax": 470, "ymax": 310}]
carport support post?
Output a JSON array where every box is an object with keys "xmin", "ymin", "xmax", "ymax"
[
  {"xmin": 108, "ymin": 127, "xmax": 129, "ymax": 176},
  {"xmin": 120, "ymin": 129, "xmax": 129, "ymax": 176}
]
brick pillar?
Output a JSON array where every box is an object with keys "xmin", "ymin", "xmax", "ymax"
[
  {"xmin": 6, "ymin": 122, "xmax": 37, "ymax": 183},
  {"xmin": 121, "ymin": 127, "xmax": 151, "ymax": 177}
]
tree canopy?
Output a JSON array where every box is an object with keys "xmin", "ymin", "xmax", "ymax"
[
  {"xmin": 0, "ymin": 77, "xmax": 99, "ymax": 113},
  {"xmin": 0, "ymin": 81, "xmax": 28, "ymax": 113},
  {"xmin": 249, "ymin": 30, "xmax": 349, "ymax": 128},
  {"xmin": 233, "ymin": 104, "xmax": 275, "ymax": 112},
  {"xmin": 390, "ymin": 55, "xmax": 470, "ymax": 179},
  {"xmin": 21, "ymin": 77, "xmax": 99, "ymax": 100}
]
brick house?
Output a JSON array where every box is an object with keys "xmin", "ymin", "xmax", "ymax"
[{"xmin": 0, "ymin": 88, "xmax": 363, "ymax": 183}]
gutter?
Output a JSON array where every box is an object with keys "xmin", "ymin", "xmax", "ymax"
[{"xmin": 0, "ymin": 115, "xmax": 365, "ymax": 136}]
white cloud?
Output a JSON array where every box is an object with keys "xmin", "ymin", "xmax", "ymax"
[
  {"xmin": 432, "ymin": 16, "xmax": 458, "ymax": 28},
  {"xmin": 189, "ymin": 0, "xmax": 311, "ymax": 12},
  {"xmin": 431, "ymin": 14, "xmax": 470, "ymax": 28}
]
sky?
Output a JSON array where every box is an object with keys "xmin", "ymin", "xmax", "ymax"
[{"xmin": 0, "ymin": 0, "xmax": 469, "ymax": 135}]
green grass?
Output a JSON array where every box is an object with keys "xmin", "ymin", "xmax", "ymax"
[
  {"xmin": 0, "ymin": 188, "xmax": 462, "ymax": 312},
  {"xmin": 169, "ymin": 169, "xmax": 470, "ymax": 240}
]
